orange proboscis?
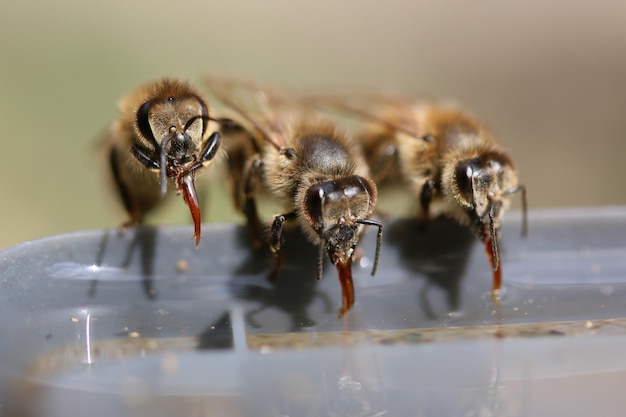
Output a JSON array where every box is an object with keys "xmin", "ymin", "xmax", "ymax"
[
  {"xmin": 336, "ymin": 257, "xmax": 355, "ymax": 318},
  {"xmin": 484, "ymin": 237, "xmax": 502, "ymax": 302},
  {"xmin": 179, "ymin": 174, "xmax": 202, "ymax": 248}
]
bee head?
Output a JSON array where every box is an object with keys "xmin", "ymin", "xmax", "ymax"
[
  {"xmin": 136, "ymin": 92, "xmax": 209, "ymax": 195},
  {"xmin": 452, "ymin": 150, "xmax": 526, "ymax": 270},
  {"xmin": 303, "ymin": 176, "xmax": 381, "ymax": 279}
]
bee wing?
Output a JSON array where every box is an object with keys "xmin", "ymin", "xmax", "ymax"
[
  {"xmin": 204, "ymin": 76, "xmax": 296, "ymax": 151},
  {"xmin": 303, "ymin": 89, "xmax": 425, "ymax": 139}
]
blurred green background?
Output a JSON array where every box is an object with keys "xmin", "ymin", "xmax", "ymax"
[{"xmin": 1, "ymin": 0, "xmax": 625, "ymax": 249}]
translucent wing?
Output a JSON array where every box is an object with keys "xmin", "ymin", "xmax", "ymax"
[
  {"xmin": 303, "ymin": 88, "xmax": 427, "ymax": 139},
  {"xmin": 204, "ymin": 76, "xmax": 299, "ymax": 151}
]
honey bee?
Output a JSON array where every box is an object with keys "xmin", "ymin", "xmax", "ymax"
[
  {"xmin": 102, "ymin": 78, "xmax": 222, "ymax": 246},
  {"xmin": 204, "ymin": 77, "xmax": 382, "ymax": 317},
  {"xmin": 308, "ymin": 92, "xmax": 527, "ymax": 297}
]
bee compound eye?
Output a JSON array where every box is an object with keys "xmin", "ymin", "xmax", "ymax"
[
  {"xmin": 455, "ymin": 160, "xmax": 475, "ymax": 204},
  {"xmin": 304, "ymin": 184, "xmax": 325, "ymax": 230},
  {"xmin": 136, "ymin": 101, "xmax": 156, "ymax": 145}
]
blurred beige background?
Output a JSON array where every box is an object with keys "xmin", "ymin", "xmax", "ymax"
[{"xmin": 0, "ymin": 0, "xmax": 625, "ymax": 248}]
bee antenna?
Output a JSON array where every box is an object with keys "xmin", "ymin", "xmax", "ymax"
[
  {"xmin": 317, "ymin": 244, "xmax": 325, "ymax": 280},
  {"xmin": 487, "ymin": 200, "xmax": 499, "ymax": 271},
  {"xmin": 159, "ymin": 129, "xmax": 176, "ymax": 196},
  {"xmin": 184, "ymin": 114, "xmax": 208, "ymax": 131},
  {"xmin": 356, "ymin": 219, "xmax": 383, "ymax": 276},
  {"xmin": 502, "ymin": 184, "xmax": 528, "ymax": 238}
]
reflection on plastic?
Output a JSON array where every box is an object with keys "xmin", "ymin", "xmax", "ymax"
[{"xmin": 3, "ymin": 208, "xmax": 626, "ymax": 416}]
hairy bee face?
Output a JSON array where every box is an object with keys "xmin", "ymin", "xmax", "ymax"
[
  {"xmin": 303, "ymin": 175, "xmax": 376, "ymax": 266},
  {"xmin": 452, "ymin": 150, "xmax": 518, "ymax": 240},
  {"xmin": 135, "ymin": 92, "xmax": 209, "ymax": 174},
  {"xmin": 104, "ymin": 78, "xmax": 222, "ymax": 247}
]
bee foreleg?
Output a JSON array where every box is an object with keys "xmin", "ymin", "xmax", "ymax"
[
  {"xmin": 242, "ymin": 156, "xmax": 264, "ymax": 250},
  {"xmin": 131, "ymin": 144, "xmax": 160, "ymax": 170},
  {"xmin": 110, "ymin": 147, "xmax": 143, "ymax": 230},
  {"xmin": 269, "ymin": 211, "xmax": 296, "ymax": 254},
  {"xmin": 268, "ymin": 211, "xmax": 296, "ymax": 282},
  {"xmin": 183, "ymin": 132, "xmax": 222, "ymax": 175},
  {"xmin": 418, "ymin": 179, "xmax": 435, "ymax": 231}
]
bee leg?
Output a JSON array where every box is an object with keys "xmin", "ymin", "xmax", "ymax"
[
  {"xmin": 226, "ymin": 162, "xmax": 244, "ymax": 213},
  {"xmin": 122, "ymin": 143, "xmax": 164, "ymax": 229},
  {"xmin": 225, "ymin": 133, "xmax": 254, "ymax": 212},
  {"xmin": 199, "ymin": 132, "xmax": 222, "ymax": 164},
  {"xmin": 181, "ymin": 132, "xmax": 222, "ymax": 175},
  {"xmin": 110, "ymin": 147, "xmax": 144, "ymax": 231},
  {"xmin": 268, "ymin": 211, "xmax": 297, "ymax": 282},
  {"xmin": 417, "ymin": 179, "xmax": 435, "ymax": 232},
  {"xmin": 242, "ymin": 156, "xmax": 264, "ymax": 251},
  {"xmin": 131, "ymin": 144, "xmax": 160, "ymax": 170}
]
